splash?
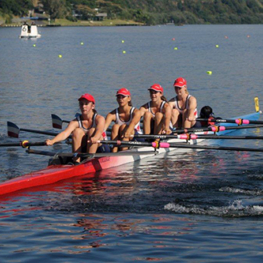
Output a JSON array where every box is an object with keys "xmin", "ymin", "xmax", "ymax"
[{"xmin": 164, "ymin": 200, "xmax": 263, "ymax": 217}]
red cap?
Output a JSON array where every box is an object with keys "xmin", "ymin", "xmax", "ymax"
[
  {"xmin": 173, "ymin": 77, "xmax": 187, "ymax": 88},
  {"xmin": 148, "ymin": 83, "xmax": 163, "ymax": 93},
  {"xmin": 116, "ymin": 88, "xmax": 131, "ymax": 96},
  {"xmin": 78, "ymin": 93, "xmax": 95, "ymax": 104}
]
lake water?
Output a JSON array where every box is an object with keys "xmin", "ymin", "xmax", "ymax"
[{"xmin": 1, "ymin": 24, "xmax": 263, "ymax": 262}]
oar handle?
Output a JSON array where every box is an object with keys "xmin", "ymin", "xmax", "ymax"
[
  {"xmin": 0, "ymin": 140, "xmax": 47, "ymax": 148},
  {"xmin": 197, "ymin": 118, "xmax": 263, "ymax": 125}
]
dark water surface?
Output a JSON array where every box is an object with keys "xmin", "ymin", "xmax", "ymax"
[{"xmin": 1, "ymin": 25, "xmax": 263, "ymax": 262}]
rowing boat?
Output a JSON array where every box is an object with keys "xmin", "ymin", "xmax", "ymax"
[{"xmin": 0, "ymin": 110, "xmax": 261, "ymax": 196}]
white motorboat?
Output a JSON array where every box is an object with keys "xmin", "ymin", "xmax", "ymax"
[{"xmin": 19, "ymin": 22, "xmax": 41, "ymax": 39}]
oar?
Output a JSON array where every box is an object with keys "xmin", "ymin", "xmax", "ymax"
[
  {"xmin": 158, "ymin": 142, "xmax": 263, "ymax": 153},
  {"xmin": 132, "ymin": 134, "xmax": 263, "ymax": 140},
  {"xmin": 173, "ymin": 124, "xmax": 263, "ymax": 134},
  {"xmin": 98, "ymin": 140, "xmax": 263, "ymax": 152},
  {"xmin": 26, "ymin": 149, "xmax": 157, "ymax": 158},
  {"xmin": 0, "ymin": 140, "xmax": 47, "ymax": 148},
  {"xmin": 197, "ymin": 118, "xmax": 263, "ymax": 125},
  {"xmin": 7, "ymin": 121, "xmax": 66, "ymax": 138}
]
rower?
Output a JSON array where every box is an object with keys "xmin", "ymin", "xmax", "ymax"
[
  {"xmin": 139, "ymin": 83, "xmax": 172, "ymax": 135},
  {"xmin": 46, "ymin": 93, "xmax": 109, "ymax": 163},
  {"xmin": 104, "ymin": 88, "xmax": 142, "ymax": 152},
  {"xmin": 168, "ymin": 77, "xmax": 198, "ymax": 129}
]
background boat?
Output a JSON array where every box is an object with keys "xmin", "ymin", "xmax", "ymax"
[{"xmin": 19, "ymin": 22, "xmax": 41, "ymax": 38}]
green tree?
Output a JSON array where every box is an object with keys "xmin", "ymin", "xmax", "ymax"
[{"xmin": 41, "ymin": 0, "xmax": 67, "ymax": 19}]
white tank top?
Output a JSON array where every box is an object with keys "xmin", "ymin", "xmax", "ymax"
[
  {"xmin": 147, "ymin": 101, "xmax": 166, "ymax": 117},
  {"xmin": 115, "ymin": 107, "xmax": 142, "ymax": 134},
  {"xmin": 76, "ymin": 113, "xmax": 107, "ymax": 140},
  {"xmin": 171, "ymin": 95, "xmax": 198, "ymax": 118}
]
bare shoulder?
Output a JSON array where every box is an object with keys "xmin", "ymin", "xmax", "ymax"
[
  {"xmin": 96, "ymin": 114, "xmax": 105, "ymax": 121},
  {"xmin": 140, "ymin": 103, "xmax": 148, "ymax": 110},
  {"xmin": 189, "ymin": 95, "xmax": 197, "ymax": 103}
]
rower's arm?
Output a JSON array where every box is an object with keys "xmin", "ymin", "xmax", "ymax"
[
  {"xmin": 46, "ymin": 120, "xmax": 77, "ymax": 146},
  {"xmin": 123, "ymin": 109, "xmax": 141, "ymax": 138},
  {"xmin": 185, "ymin": 96, "xmax": 197, "ymax": 128},
  {"xmin": 104, "ymin": 111, "xmax": 116, "ymax": 131},
  {"xmin": 129, "ymin": 109, "xmax": 142, "ymax": 129},
  {"xmin": 139, "ymin": 104, "xmax": 147, "ymax": 117},
  {"xmin": 91, "ymin": 115, "xmax": 105, "ymax": 142}
]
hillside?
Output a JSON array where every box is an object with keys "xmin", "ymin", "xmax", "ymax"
[{"xmin": 1, "ymin": 0, "xmax": 263, "ymax": 25}]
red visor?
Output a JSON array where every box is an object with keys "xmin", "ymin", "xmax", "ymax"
[{"xmin": 78, "ymin": 93, "xmax": 95, "ymax": 104}]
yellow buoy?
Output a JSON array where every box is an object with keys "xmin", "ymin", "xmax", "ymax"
[
  {"xmin": 81, "ymin": 42, "xmax": 84, "ymax": 45},
  {"xmin": 33, "ymin": 44, "xmax": 36, "ymax": 47},
  {"xmin": 58, "ymin": 55, "xmax": 62, "ymax": 58},
  {"xmin": 122, "ymin": 40, "xmax": 125, "ymax": 43},
  {"xmin": 206, "ymin": 71, "xmax": 212, "ymax": 75},
  {"xmin": 123, "ymin": 51, "xmax": 126, "ymax": 54},
  {"xmin": 216, "ymin": 45, "xmax": 219, "ymax": 48},
  {"xmin": 174, "ymin": 47, "xmax": 178, "ymax": 50}
]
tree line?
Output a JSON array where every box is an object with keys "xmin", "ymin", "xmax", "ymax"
[{"xmin": 1, "ymin": 0, "xmax": 263, "ymax": 25}]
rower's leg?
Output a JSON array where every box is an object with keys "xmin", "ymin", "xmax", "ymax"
[
  {"xmin": 171, "ymin": 108, "xmax": 180, "ymax": 128},
  {"xmin": 111, "ymin": 124, "xmax": 120, "ymax": 152},
  {"xmin": 119, "ymin": 124, "xmax": 130, "ymax": 151},
  {"xmin": 87, "ymin": 127, "xmax": 99, "ymax": 154},
  {"xmin": 72, "ymin": 128, "xmax": 86, "ymax": 162},
  {"xmin": 154, "ymin": 112, "xmax": 164, "ymax": 134},
  {"xmin": 143, "ymin": 111, "xmax": 153, "ymax": 134}
]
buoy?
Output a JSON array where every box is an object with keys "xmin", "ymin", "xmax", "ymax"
[
  {"xmin": 123, "ymin": 51, "xmax": 126, "ymax": 54},
  {"xmin": 174, "ymin": 47, "xmax": 178, "ymax": 50},
  {"xmin": 224, "ymin": 36, "xmax": 228, "ymax": 39},
  {"xmin": 207, "ymin": 71, "xmax": 212, "ymax": 75},
  {"xmin": 172, "ymin": 38, "xmax": 175, "ymax": 41},
  {"xmin": 122, "ymin": 40, "xmax": 125, "ymax": 43},
  {"xmin": 216, "ymin": 45, "xmax": 219, "ymax": 48},
  {"xmin": 247, "ymin": 35, "xmax": 250, "ymax": 38},
  {"xmin": 33, "ymin": 44, "xmax": 36, "ymax": 47},
  {"xmin": 58, "ymin": 55, "xmax": 62, "ymax": 58},
  {"xmin": 81, "ymin": 42, "xmax": 84, "ymax": 45}
]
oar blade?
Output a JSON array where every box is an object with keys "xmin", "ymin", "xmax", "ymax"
[
  {"xmin": 51, "ymin": 114, "xmax": 63, "ymax": 129},
  {"xmin": 7, "ymin": 121, "xmax": 20, "ymax": 138}
]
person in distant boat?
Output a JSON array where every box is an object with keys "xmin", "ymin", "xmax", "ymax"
[
  {"xmin": 139, "ymin": 83, "xmax": 172, "ymax": 135},
  {"xmin": 46, "ymin": 93, "xmax": 109, "ymax": 162},
  {"xmin": 169, "ymin": 77, "xmax": 198, "ymax": 129},
  {"xmin": 104, "ymin": 88, "xmax": 142, "ymax": 152}
]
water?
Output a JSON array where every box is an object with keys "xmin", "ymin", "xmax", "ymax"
[{"xmin": 1, "ymin": 24, "xmax": 263, "ymax": 262}]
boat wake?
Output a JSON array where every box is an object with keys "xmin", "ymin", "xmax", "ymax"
[
  {"xmin": 219, "ymin": 186, "xmax": 263, "ymax": 195},
  {"xmin": 164, "ymin": 200, "xmax": 263, "ymax": 217}
]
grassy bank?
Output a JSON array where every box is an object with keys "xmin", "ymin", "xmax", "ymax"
[{"xmin": 0, "ymin": 17, "xmax": 144, "ymax": 27}]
